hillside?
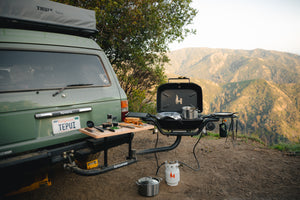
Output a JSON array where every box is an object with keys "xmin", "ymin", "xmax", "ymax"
[
  {"xmin": 164, "ymin": 48, "xmax": 300, "ymax": 144},
  {"xmin": 211, "ymin": 79, "xmax": 299, "ymax": 143},
  {"xmin": 165, "ymin": 48, "xmax": 300, "ymax": 84}
]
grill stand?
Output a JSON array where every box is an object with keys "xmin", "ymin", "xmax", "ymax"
[
  {"xmin": 136, "ymin": 136, "xmax": 182, "ymax": 155},
  {"xmin": 135, "ymin": 115, "xmax": 219, "ymax": 155}
]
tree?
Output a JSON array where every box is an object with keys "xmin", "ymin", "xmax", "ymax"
[{"xmin": 55, "ymin": 0, "xmax": 197, "ymax": 112}]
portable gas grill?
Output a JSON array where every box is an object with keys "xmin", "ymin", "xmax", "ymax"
[
  {"xmin": 155, "ymin": 77, "xmax": 204, "ymax": 132},
  {"xmin": 129, "ymin": 78, "xmax": 219, "ymax": 136},
  {"xmin": 128, "ymin": 77, "xmax": 238, "ymax": 155}
]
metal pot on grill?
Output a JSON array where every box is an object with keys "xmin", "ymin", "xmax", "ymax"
[
  {"xmin": 182, "ymin": 106, "xmax": 198, "ymax": 119},
  {"xmin": 136, "ymin": 177, "xmax": 161, "ymax": 197}
]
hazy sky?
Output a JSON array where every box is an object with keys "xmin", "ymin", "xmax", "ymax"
[{"xmin": 169, "ymin": 0, "xmax": 300, "ymax": 55}]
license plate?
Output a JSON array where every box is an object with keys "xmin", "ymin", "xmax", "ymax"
[{"xmin": 52, "ymin": 116, "xmax": 81, "ymax": 134}]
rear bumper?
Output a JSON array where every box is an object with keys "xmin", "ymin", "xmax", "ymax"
[
  {"xmin": 0, "ymin": 133, "xmax": 135, "ymax": 194},
  {"xmin": 0, "ymin": 133, "xmax": 135, "ymax": 170}
]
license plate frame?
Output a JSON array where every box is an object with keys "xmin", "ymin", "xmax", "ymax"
[{"xmin": 52, "ymin": 116, "xmax": 81, "ymax": 135}]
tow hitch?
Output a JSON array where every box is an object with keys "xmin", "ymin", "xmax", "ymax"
[{"xmin": 63, "ymin": 133, "xmax": 137, "ymax": 176}]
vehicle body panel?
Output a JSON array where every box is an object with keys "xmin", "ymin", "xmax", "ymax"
[{"xmin": 0, "ymin": 28, "xmax": 127, "ymax": 157}]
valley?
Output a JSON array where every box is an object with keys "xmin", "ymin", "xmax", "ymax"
[{"xmin": 164, "ymin": 48, "xmax": 300, "ymax": 144}]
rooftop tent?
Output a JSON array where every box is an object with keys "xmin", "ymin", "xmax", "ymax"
[{"xmin": 0, "ymin": 0, "xmax": 97, "ymax": 36}]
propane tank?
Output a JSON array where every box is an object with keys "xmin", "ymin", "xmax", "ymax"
[{"xmin": 165, "ymin": 161, "xmax": 180, "ymax": 186}]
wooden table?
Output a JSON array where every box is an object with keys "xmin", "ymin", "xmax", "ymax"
[{"xmin": 79, "ymin": 123, "xmax": 154, "ymax": 139}]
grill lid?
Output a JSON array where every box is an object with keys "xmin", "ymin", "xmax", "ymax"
[{"xmin": 157, "ymin": 81, "xmax": 203, "ymax": 113}]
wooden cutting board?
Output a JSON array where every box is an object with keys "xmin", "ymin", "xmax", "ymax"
[{"xmin": 79, "ymin": 123, "xmax": 154, "ymax": 139}]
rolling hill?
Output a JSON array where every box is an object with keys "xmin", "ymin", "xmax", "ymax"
[{"xmin": 164, "ymin": 48, "xmax": 300, "ymax": 144}]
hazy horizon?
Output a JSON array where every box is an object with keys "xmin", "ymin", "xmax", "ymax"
[{"xmin": 169, "ymin": 0, "xmax": 300, "ymax": 55}]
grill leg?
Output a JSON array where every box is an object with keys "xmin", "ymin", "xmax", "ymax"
[{"xmin": 136, "ymin": 136, "xmax": 181, "ymax": 155}]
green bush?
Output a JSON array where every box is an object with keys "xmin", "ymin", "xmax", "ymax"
[
  {"xmin": 128, "ymin": 89, "xmax": 157, "ymax": 114},
  {"xmin": 271, "ymin": 142, "xmax": 300, "ymax": 152}
]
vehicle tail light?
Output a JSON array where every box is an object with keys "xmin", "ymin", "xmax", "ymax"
[{"xmin": 121, "ymin": 100, "xmax": 128, "ymax": 121}]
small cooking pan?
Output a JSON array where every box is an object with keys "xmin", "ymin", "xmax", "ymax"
[
  {"xmin": 182, "ymin": 106, "xmax": 198, "ymax": 119},
  {"xmin": 136, "ymin": 177, "xmax": 162, "ymax": 197}
]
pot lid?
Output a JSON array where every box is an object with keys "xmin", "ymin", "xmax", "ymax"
[{"xmin": 137, "ymin": 177, "xmax": 160, "ymax": 185}]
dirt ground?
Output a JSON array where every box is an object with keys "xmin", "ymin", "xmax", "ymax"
[{"xmin": 5, "ymin": 131, "xmax": 300, "ymax": 200}]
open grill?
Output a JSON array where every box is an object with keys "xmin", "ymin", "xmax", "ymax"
[
  {"xmin": 125, "ymin": 77, "xmax": 238, "ymax": 156},
  {"xmin": 155, "ymin": 78, "xmax": 204, "ymax": 131},
  {"xmin": 128, "ymin": 78, "xmax": 220, "ymax": 137}
]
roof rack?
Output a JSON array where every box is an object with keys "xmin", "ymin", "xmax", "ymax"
[{"xmin": 0, "ymin": 0, "xmax": 97, "ymax": 37}]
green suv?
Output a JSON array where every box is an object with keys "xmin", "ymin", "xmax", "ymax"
[{"xmin": 0, "ymin": 0, "xmax": 129, "ymax": 193}]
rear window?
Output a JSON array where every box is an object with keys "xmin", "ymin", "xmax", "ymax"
[{"xmin": 0, "ymin": 51, "xmax": 110, "ymax": 92}]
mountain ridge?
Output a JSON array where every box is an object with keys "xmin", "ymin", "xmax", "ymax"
[
  {"xmin": 166, "ymin": 47, "xmax": 300, "ymax": 84},
  {"xmin": 164, "ymin": 48, "xmax": 300, "ymax": 144}
]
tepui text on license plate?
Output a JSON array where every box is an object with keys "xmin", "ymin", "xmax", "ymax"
[{"xmin": 52, "ymin": 116, "xmax": 81, "ymax": 134}]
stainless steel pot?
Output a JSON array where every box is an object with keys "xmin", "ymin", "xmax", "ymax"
[
  {"xmin": 136, "ymin": 177, "xmax": 161, "ymax": 197},
  {"xmin": 182, "ymin": 106, "xmax": 198, "ymax": 119}
]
